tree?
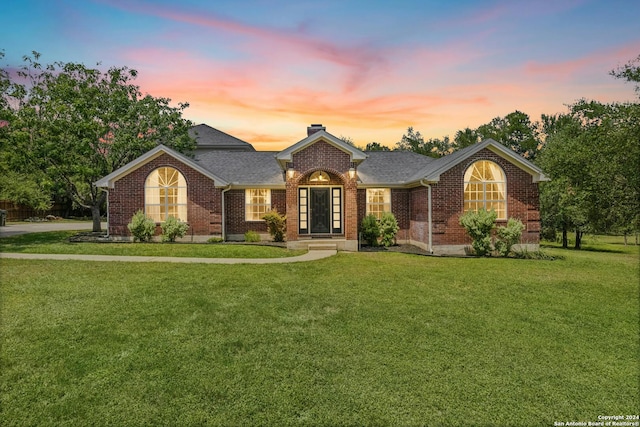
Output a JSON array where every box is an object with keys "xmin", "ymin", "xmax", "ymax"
[
  {"xmin": 364, "ymin": 141, "xmax": 390, "ymax": 151},
  {"xmin": 537, "ymin": 99, "xmax": 640, "ymax": 248},
  {"xmin": 476, "ymin": 110, "xmax": 541, "ymax": 159},
  {"xmin": 2, "ymin": 52, "xmax": 195, "ymax": 231},
  {"xmin": 1, "ymin": 51, "xmax": 53, "ymax": 210},
  {"xmin": 394, "ymin": 127, "xmax": 451, "ymax": 158},
  {"xmin": 610, "ymin": 54, "xmax": 640, "ymax": 95},
  {"xmin": 453, "ymin": 127, "xmax": 481, "ymax": 150}
]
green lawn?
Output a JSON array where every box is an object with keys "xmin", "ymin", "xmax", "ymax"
[
  {"xmin": 1, "ymin": 235, "xmax": 638, "ymax": 426},
  {"xmin": 0, "ymin": 231, "xmax": 305, "ymax": 258}
]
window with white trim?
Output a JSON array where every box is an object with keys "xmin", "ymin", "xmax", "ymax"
[
  {"xmin": 366, "ymin": 188, "xmax": 391, "ymax": 219},
  {"xmin": 145, "ymin": 167, "xmax": 187, "ymax": 222},
  {"xmin": 463, "ymin": 160, "xmax": 506, "ymax": 220},
  {"xmin": 245, "ymin": 189, "xmax": 271, "ymax": 221}
]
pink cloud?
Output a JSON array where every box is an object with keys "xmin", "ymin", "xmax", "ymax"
[
  {"xmin": 523, "ymin": 42, "xmax": 640, "ymax": 80},
  {"xmin": 100, "ymin": 0, "xmax": 387, "ymax": 93}
]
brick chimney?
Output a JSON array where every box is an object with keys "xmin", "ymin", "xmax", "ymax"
[{"xmin": 307, "ymin": 124, "xmax": 326, "ymax": 136}]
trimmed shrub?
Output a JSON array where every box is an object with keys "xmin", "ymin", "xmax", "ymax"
[
  {"xmin": 160, "ymin": 216, "xmax": 189, "ymax": 242},
  {"xmin": 361, "ymin": 214, "xmax": 380, "ymax": 246},
  {"xmin": 263, "ymin": 210, "xmax": 286, "ymax": 242},
  {"xmin": 207, "ymin": 237, "xmax": 224, "ymax": 244},
  {"xmin": 459, "ymin": 208, "xmax": 497, "ymax": 256},
  {"xmin": 379, "ymin": 212, "xmax": 399, "ymax": 247},
  {"xmin": 127, "ymin": 210, "xmax": 155, "ymax": 242},
  {"xmin": 495, "ymin": 218, "xmax": 525, "ymax": 256},
  {"xmin": 244, "ymin": 230, "xmax": 260, "ymax": 242}
]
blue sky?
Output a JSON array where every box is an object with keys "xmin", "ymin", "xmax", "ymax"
[{"xmin": 2, "ymin": 0, "xmax": 638, "ymax": 149}]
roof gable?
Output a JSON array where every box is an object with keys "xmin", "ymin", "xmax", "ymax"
[
  {"xmin": 357, "ymin": 151, "xmax": 435, "ymax": 185},
  {"xmin": 411, "ymin": 139, "xmax": 548, "ymax": 183},
  {"xmin": 276, "ymin": 130, "xmax": 367, "ymax": 168},
  {"xmin": 190, "ymin": 124, "xmax": 255, "ymax": 151},
  {"xmin": 94, "ymin": 144, "xmax": 229, "ymax": 188}
]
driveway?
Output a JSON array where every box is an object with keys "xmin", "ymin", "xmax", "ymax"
[{"xmin": 0, "ymin": 221, "xmax": 106, "ymax": 238}]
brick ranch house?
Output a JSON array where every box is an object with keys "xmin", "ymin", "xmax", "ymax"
[{"xmin": 95, "ymin": 124, "xmax": 548, "ymax": 254}]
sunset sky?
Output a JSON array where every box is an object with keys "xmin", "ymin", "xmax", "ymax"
[{"xmin": 2, "ymin": 0, "xmax": 639, "ymax": 150}]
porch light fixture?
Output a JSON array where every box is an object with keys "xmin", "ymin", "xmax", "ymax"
[
  {"xmin": 287, "ymin": 166, "xmax": 295, "ymax": 179},
  {"xmin": 348, "ymin": 167, "xmax": 356, "ymax": 179}
]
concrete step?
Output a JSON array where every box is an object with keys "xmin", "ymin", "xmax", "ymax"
[{"xmin": 307, "ymin": 243, "xmax": 338, "ymax": 251}]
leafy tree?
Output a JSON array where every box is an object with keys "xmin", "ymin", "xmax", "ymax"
[
  {"xmin": 476, "ymin": 110, "xmax": 541, "ymax": 159},
  {"xmin": 2, "ymin": 52, "xmax": 195, "ymax": 231},
  {"xmin": 610, "ymin": 54, "xmax": 640, "ymax": 95},
  {"xmin": 0, "ymin": 51, "xmax": 52, "ymax": 210},
  {"xmin": 538, "ymin": 99, "xmax": 639, "ymax": 248},
  {"xmin": 394, "ymin": 127, "xmax": 451, "ymax": 158},
  {"xmin": 364, "ymin": 141, "xmax": 390, "ymax": 151},
  {"xmin": 453, "ymin": 127, "xmax": 481, "ymax": 150}
]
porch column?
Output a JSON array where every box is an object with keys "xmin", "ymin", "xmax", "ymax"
[{"xmin": 285, "ymin": 179, "xmax": 299, "ymax": 242}]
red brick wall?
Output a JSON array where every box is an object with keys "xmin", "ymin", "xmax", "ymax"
[
  {"xmin": 286, "ymin": 141, "xmax": 358, "ymax": 241},
  {"xmin": 292, "ymin": 141, "xmax": 352, "ymax": 172},
  {"xmin": 108, "ymin": 153, "xmax": 222, "ymax": 237},
  {"xmin": 225, "ymin": 189, "xmax": 285, "ymax": 235},
  {"xmin": 428, "ymin": 149, "xmax": 540, "ymax": 246},
  {"xmin": 356, "ymin": 189, "xmax": 411, "ymax": 241}
]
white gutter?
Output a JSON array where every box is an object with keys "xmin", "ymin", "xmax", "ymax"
[
  {"xmin": 221, "ymin": 185, "xmax": 232, "ymax": 240},
  {"xmin": 420, "ymin": 179, "xmax": 433, "ymax": 254}
]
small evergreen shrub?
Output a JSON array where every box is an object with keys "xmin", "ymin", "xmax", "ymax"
[
  {"xmin": 127, "ymin": 210, "xmax": 155, "ymax": 242},
  {"xmin": 160, "ymin": 216, "xmax": 189, "ymax": 242},
  {"xmin": 361, "ymin": 214, "xmax": 381, "ymax": 246},
  {"xmin": 244, "ymin": 230, "xmax": 260, "ymax": 242},
  {"xmin": 207, "ymin": 237, "xmax": 224, "ymax": 244},
  {"xmin": 459, "ymin": 208, "xmax": 497, "ymax": 256},
  {"xmin": 513, "ymin": 248, "xmax": 560, "ymax": 260},
  {"xmin": 379, "ymin": 212, "xmax": 399, "ymax": 247},
  {"xmin": 495, "ymin": 218, "xmax": 525, "ymax": 256},
  {"xmin": 263, "ymin": 210, "xmax": 286, "ymax": 242}
]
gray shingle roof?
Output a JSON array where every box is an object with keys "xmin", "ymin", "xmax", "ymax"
[
  {"xmin": 194, "ymin": 150, "xmax": 284, "ymax": 185},
  {"xmin": 356, "ymin": 151, "xmax": 435, "ymax": 185},
  {"xmin": 189, "ymin": 124, "xmax": 256, "ymax": 151}
]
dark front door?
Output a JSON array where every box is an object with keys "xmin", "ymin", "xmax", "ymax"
[{"xmin": 310, "ymin": 188, "xmax": 330, "ymax": 234}]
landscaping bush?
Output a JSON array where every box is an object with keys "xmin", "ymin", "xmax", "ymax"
[
  {"xmin": 160, "ymin": 216, "xmax": 189, "ymax": 242},
  {"xmin": 244, "ymin": 230, "xmax": 260, "ymax": 242},
  {"xmin": 360, "ymin": 214, "xmax": 380, "ymax": 247},
  {"xmin": 495, "ymin": 218, "xmax": 525, "ymax": 256},
  {"xmin": 379, "ymin": 212, "xmax": 399, "ymax": 247},
  {"xmin": 459, "ymin": 208, "xmax": 497, "ymax": 256},
  {"xmin": 207, "ymin": 237, "xmax": 224, "ymax": 244},
  {"xmin": 263, "ymin": 210, "xmax": 286, "ymax": 242},
  {"xmin": 127, "ymin": 210, "xmax": 155, "ymax": 242}
]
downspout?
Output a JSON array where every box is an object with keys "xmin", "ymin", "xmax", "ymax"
[
  {"xmin": 420, "ymin": 179, "xmax": 433, "ymax": 254},
  {"xmin": 221, "ymin": 184, "xmax": 231, "ymax": 241}
]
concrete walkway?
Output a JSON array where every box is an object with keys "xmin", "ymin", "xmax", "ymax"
[
  {"xmin": 0, "ymin": 250, "xmax": 336, "ymax": 264},
  {"xmin": 0, "ymin": 221, "xmax": 337, "ymax": 264}
]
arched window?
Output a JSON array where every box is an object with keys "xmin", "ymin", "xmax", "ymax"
[
  {"xmin": 145, "ymin": 167, "xmax": 187, "ymax": 222},
  {"xmin": 464, "ymin": 160, "xmax": 506, "ymax": 219}
]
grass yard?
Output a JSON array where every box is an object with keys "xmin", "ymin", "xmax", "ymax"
[
  {"xmin": 1, "ymin": 235, "xmax": 638, "ymax": 426},
  {"xmin": 0, "ymin": 231, "xmax": 305, "ymax": 258}
]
